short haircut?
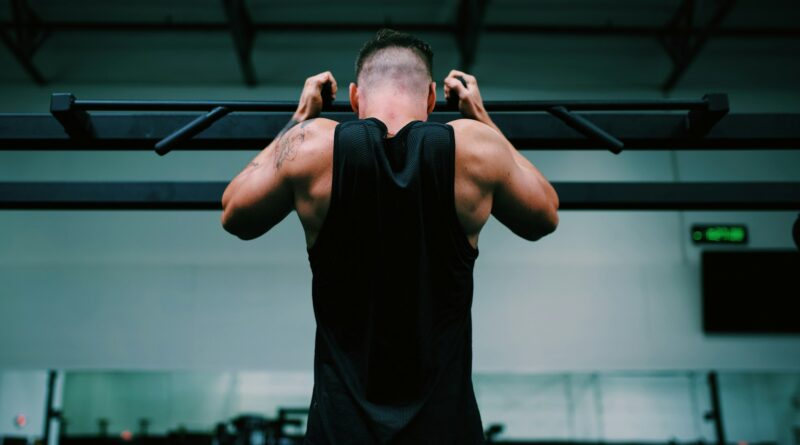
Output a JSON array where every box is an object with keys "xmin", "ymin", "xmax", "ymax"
[{"xmin": 355, "ymin": 29, "xmax": 434, "ymax": 94}]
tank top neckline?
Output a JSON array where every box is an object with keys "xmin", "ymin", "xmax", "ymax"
[{"xmin": 365, "ymin": 117, "xmax": 420, "ymax": 139}]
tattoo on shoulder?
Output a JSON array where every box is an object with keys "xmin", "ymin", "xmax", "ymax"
[
  {"xmin": 272, "ymin": 118, "xmax": 321, "ymax": 169},
  {"xmin": 275, "ymin": 125, "xmax": 305, "ymax": 169},
  {"xmin": 247, "ymin": 161, "xmax": 260, "ymax": 169}
]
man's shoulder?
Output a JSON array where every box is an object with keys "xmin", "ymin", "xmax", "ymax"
[
  {"xmin": 292, "ymin": 117, "xmax": 337, "ymax": 151},
  {"xmin": 300, "ymin": 117, "xmax": 338, "ymax": 136},
  {"xmin": 447, "ymin": 119, "xmax": 507, "ymax": 160},
  {"xmin": 277, "ymin": 118, "xmax": 336, "ymax": 177},
  {"xmin": 447, "ymin": 119, "xmax": 511, "ymax": 185},
  {"xmin": 447, "ymin": 118, "xmax": 496, "ymax": 140}
]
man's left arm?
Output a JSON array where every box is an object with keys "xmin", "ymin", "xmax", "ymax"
[{"xmin": 221, "ymin": 71, "xmax": 338, "ymax": 240}]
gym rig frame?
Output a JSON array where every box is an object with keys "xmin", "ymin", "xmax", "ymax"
[{"xmin": 0, "ymin": 92, "xmax": 799, "ymax": 212}]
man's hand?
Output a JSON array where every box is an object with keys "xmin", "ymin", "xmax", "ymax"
[
  {"xmin": 293, "ymin": 71, "xmax": 338, "ymax": 122},
  {"xmin": 444, "ymin": 70, "xmax": 503, "ymax": 134}
]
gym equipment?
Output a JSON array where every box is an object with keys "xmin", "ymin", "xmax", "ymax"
[
  {"xmin": 1, "ymin": 92, "xmax": 798, "ymax": 243},
  {"xmin": 45, "ymin": 92, "xmax": 729, "ymax": 155}
]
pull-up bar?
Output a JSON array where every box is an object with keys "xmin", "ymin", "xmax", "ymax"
[
  {"xmin": 49, "ymin": 92, "xmax": 730, "ymax": 156},
  {"xmin": 57, "ymin": 97, "xmax": 714, "ymax": 112}
]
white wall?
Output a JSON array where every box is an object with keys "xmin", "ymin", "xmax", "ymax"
[{"xmin": 1, "ymin": 143, "xmax": 799, "ymax": 372}]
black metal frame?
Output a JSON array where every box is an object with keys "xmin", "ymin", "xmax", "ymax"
[
  {"xmin": 39, "ymin": 92, "xmax": 729, "ymax": 155},
  {"xmin": 2, "ymin": 182, "xmax": 798, "ymax": 211},
  {"xmin": 5, "ymin": 96, "xmax": 798, "ymax": 153},
  {"xmin": 4, "ymin": 20, "xmax": 797, "ymax": 37},
  {"xmin": 455, "ymin": 0, "xmax": 488, "ymax": 72},
  {"xmin": 43, "ymin": 370, "xmax": 61, "ymax": 445},
  {"xmin": 222, "ymin": 0, "xmax": 256, "ymax": 86},
  {"xmin": 0, "ymin": 0, "xmax": 48, "ymax": 85},
  {"xmin": 706, "ymin": 371, "xmax": 727, "ymax": 445},
  {"xmin": 660, "ymin": 0, "xmax": 738, "ymax": 92},
  {"xmin": 1, "ymin": 93, "xmax": 798, "ymax": 212}
]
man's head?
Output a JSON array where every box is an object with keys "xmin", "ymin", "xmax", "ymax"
[{"xmin": 350, "ymin": 29, "xmax": 436, "ymax": 117}]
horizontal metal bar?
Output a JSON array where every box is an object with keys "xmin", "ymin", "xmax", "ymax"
[
  {"xmin": 2, "ymin": 112, "xmax": 798, "ymax": 151},
  {"xmin": 1, "ymin": 21, "xmax": 798, "ymax": 39},
  {"xmin": 71, "ymin": 98, "xmax": 709, "ymax": 113},
  {"xmin": 1, "ymin": 182, "xmax": 798, "ymax": 211},
  {"xmin": 485, "ymin": 24, "xmax": 800, "ymax": 38},
  {"xmin": 553, "ymin": 182, "xmax": 800, "ymax": 210},
  {"xmin": 0, "ymin": 182, "xmax": 224, "ymax": 210}
]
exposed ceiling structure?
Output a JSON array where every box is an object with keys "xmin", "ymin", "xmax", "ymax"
[{"xmin": 1, "ymin": 0, "xmax": 799, "ymax": 92}]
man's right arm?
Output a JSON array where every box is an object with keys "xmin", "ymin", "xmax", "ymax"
[{"xmin": 445, "ymin": 70, "xmax": 559, "ymax": 241}]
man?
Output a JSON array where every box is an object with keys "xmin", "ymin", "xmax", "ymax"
[{"xmin": 222, "ymin": 29, "xmax": 559, "ymax": 445}]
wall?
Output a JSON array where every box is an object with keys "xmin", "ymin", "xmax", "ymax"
[{"xmin": 1, "ymin": 138, "xmax": 799, "ymax": 371}]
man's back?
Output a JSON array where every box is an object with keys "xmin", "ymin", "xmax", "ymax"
[
  {"xmin": 286, "ymin": 117, "xmax": 543, "ymax": 251},
  {"xmin": 302, "ymin": 117, "xmax": 484, "ymax": 444},
  {"xmin": 221, "ymin": 59, "xmax": 559, "ymax": 445}
]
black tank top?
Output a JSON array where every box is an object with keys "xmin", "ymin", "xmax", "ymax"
[{"xmin": 304, "ymin": 118, "xmax": 484, "ymax": 444}]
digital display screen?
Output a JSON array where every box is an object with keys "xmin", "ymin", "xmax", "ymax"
[{"xmin": 692, "ymin": 225, "xmax": 747, "ymax": 244}]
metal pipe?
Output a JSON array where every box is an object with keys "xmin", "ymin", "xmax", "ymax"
[
  {"xmin": 11, "ymin": 112, "xmax": 800, "ymax": 152},
  {"xmin": 547, "ymin": 106, "xmax": 625, "ymax": 154},
  {"xmin": 42, "ymin": 370, "xmax": 58, "ymax": 445},
  {"xmin": 707, "ymin": 371, "xmax": 727, "ymax": 445},
  {"xmin": 154, "ymin": 106, "xmax": 231, "ymax": 156},
  {"xmin": 70, "ymin": 98, "xmax": 709, "ymax": 113},
  {"xmin": 1, "ymin": 22, "xmax": 798, "ymax": 39},
  {"xmin": 2, "ymin": 181, "xmax": 799, "ymax": 211}
]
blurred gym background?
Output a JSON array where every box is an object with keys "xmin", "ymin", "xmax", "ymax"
[{"xmin": 1, "ymin": 0, "xmax": 799, "ymax": 444}]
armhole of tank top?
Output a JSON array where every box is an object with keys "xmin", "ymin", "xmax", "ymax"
[
  {"xmin": 447, "ymin": 124, "xmax": 480, "ymax": 258},
  {"xmin": 306, "ymin": 123, "xmax": 341, "ymax": 255}
]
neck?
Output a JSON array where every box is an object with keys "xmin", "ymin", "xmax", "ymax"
[{"xmin": 359, "ymin": 92, "xmax": 428, "ymax": 136}]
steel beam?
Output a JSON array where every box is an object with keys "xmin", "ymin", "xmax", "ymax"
[
  {"xmin": 42, "ymin": 370, "xmax": 61, "ymax": 445},
  {"xmin": 1, "ymin": 21, "xmax": 797, "ymax": 39},
  {"xmin": 2, "ymin": 112, "xmax": 798, "ymax": 151},
  {"xmin": 0, "ymin": 0, "xmax": 47, "ymax": 85},
  {"xmin": 58, "ymin": 97, "xmax": 713, "ymax": 112},
  {"xmin": 706, "ymin": 372, "xmax": 727, "ymax": 445},
  {"xmin": 222, "ymin": 0, "xmax": 257, "ymax": 86},
  {"xmin": 455, "ymin": 0, "xmax": 488, "ymax": 71},
  {"xmin": 1, "ymin": 182, "xmax": 798, "ymax": 211},
  {"xmin": 661, "ymin": 0, "xmax": 737, "ymax": 92}
]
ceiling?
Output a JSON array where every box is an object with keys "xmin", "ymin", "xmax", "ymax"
[{"xmin": 0, "ymin": 0, "xmax": 798, "ymax": 95}]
